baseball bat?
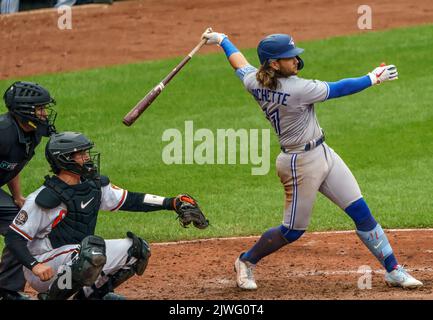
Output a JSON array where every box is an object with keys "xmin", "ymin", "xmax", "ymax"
[{"xmin": 122, "ymin": 30, "xmax": 210, "ymax": 126}]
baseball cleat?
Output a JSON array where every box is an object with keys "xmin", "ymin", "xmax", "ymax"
[
  {"xmin": 384, "ymin": 265, "xmax": 423, "ymax": 289},
  {"xmin": 234, "ymin": 256, "xmax": 257, "ymax": 290},
  {"xmin": 101, "ymin": 292, "xmax": 126, "ymax": 300},
  {"xmin": 73, "ymin": 288, "xmax": 126, "ymax": 300},
  {"xmin": 0, "ymin": 289, "xmax": 31, "ymax": 300}
]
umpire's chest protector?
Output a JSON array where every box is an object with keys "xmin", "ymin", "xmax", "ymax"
[{"xmin": 36, "ymin": 175, "xmax": 107, "ymax": 249}]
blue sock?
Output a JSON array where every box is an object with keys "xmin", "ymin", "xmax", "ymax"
[
  {"xmin": 241, "ymin": 226, "xmax": 304, "ymax": 264},
  {"xmin": 384, "ymin": 255, "xmax": 399, "ymax": 272}
]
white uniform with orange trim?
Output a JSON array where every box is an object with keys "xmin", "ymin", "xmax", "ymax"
[{"xmin": 8, "ymin": 182, "xmax": 141, "ymax": 293}]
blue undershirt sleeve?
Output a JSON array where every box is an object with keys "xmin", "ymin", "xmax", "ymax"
[{"xmin": 326, "ymin": 75, "xmax": 372, "ymax": 100}]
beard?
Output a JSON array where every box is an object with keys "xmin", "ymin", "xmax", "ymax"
[{"xmin": 275, "ymin": 67, "xmax": 298, "ymax": 77}]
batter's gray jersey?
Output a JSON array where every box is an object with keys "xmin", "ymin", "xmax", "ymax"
[
  {"xmin": 237, "ymin": 65, "xmax": 329, "ymax": 148},
  {"xmin": 236, "ymin": 65, "xmax": 362, "ymax": 230}
]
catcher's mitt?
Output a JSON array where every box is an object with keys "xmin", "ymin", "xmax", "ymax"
[{"xmin": 173, "ymin": 194, "xmax": 209, "ymax": 229}]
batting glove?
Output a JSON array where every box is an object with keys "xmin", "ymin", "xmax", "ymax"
[
  {"xmin": 368, "ymin": 64, "xmax": 398, "ymax": 85},
  {"xmin": 202, "ymin": 28, "xmax": 227, "ymax": 45}
]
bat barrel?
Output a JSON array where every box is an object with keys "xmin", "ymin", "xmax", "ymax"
[
  {"xmin": 122, "ymin": 32, "xmax": 208, "ymax": 126},
  {"xmin": 122, "ymin": 85, "xmax": 163, "ymax": 126}
]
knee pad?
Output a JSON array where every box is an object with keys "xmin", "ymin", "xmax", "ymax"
[
  {"xmin": 345, "ymin": 198, "xmax": 377, "ymax": 231},
  {"xmin": 44, "ymin": 235, "xmax": 106, "ymax": 300},
  {"xmin": 126, "ymin": 231, "xmax": 151, "ymax": 276},
  {"xmin": 72, "ymin": 235, "xmax": 107, "ymax": 286},
  {"xmin": 279, "ymin": 225, "xmax": 305, "ymax": 243}
]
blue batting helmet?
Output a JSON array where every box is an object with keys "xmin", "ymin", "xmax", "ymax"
[{"xmin": 257, "ymin": 34, "xmax": 304, "ymax": 69}]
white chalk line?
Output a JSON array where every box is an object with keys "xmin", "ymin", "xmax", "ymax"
[
  {"xmin": 212, "ymin": 268, "xmax": 433, "ymax": 285},
  {"xmin": 211, "ymin": 267, "xmax": 433, "ymax": 287},
  {"xmin": 153, "ymin": 228, "xmax": 433, "ymax": 246},
  {"xmin": 284, "ymin": 267, "xmax": 433, "ymax": 277}
]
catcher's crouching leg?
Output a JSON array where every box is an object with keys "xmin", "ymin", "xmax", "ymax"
[
  {"xmin": 77, "ymin": 231, "xmax": 151, "ymax": 300},
  {"xmin": 40, "ymin": 236, "xmax": 107, "ymax": 300}
]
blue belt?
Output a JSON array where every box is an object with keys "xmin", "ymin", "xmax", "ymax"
[
  {"xmin": 305, "ymin": 135, "xmax": 325, "ymax": 151},
  {"xmin": 281, "ymin": 135, "xmax": 325, "ymax": 153}
]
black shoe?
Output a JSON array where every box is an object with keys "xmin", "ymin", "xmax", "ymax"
[
  {"xmin": 37, "ymin": 292, "xmax": 48, "ymax": 300},
  {"xmin": 101, "ymin": 292, "xmax": 126, "ymax": 300},
  {"xmin": 0, "ymin": 289, "xmax": 31, "ymax": 300},
  {"xmin": 73, "ymin": 288, "xmax": 126, "ymax": 300},
  {"xmin": 92, "ymin": 0, "xmax": 113, "ymax": 4}
]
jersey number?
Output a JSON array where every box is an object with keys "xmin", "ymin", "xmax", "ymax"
[{"xmin": 266, "ymin": 109, "xmax": 281, "ymax": 136}]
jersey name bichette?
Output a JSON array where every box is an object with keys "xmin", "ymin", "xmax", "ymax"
[
  {"xmin": 250, "ymin": 88, "xmax": 291, "ymax": 106},
  {"xmin": 236, "ymin": 65, "xmax": 330, "ymax": 148}
]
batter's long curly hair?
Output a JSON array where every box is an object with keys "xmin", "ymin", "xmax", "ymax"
[{"xmin": 256, "ymin": 63, "xmax": 282, "ymax": 90}]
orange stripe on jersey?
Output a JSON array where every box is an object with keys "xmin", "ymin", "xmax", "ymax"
[
  {"xmin": 111, "ymin": 183, "xmax": 122, "ymax": 190},
  {"xmin": 10, "ymin": 224, "xmax": 33, "ymax": 241},
  {"xmin": 51, "ymin": 209, "xmax": 68, "ymax": 229},
  {"xmin": 111, "ymin": 189, "xmax": 127, "ymax": 212},
  {"xmin": 41, "ymin": 248, "xmax": 79, "ymax": 264}
]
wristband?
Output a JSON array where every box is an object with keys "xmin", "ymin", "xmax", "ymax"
[{"xmin": 220, "ymin": 37, "xmax": 240, "ymax": 58}]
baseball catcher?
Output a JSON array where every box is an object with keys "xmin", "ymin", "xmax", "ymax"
[{"xmin": 4, "ymin": 131, "xmax": 209, "ymax": 300}]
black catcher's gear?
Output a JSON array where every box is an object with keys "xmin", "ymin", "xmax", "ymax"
[
  {"xmin": 173, "ymin": 194, "xmax": 209, "ymax": 229},
  {"xmin": 39, "ymin": 235, "xmax": 107, "ymax": 300},
  {"xmin": 35, "ymin": 175, "xmax": 110, "ymax": 248},
  {"xmin": 45, "ymin": 132, "xmax": 100, "ymax": 179},
  {"xmin": 73, "ymin": 231, "xmax": 150, "ymax": 300}
]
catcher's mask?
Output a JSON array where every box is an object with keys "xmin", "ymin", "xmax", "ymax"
[
  {"xmin": 3, "ymin": 81, "xmax": 57, "ymax": 136},
  {"xmin": 46, "ymin": 132, "xmax": 100, "ymax": 180},
  {"xmin": 257, "ymin": 34, "xmax": 304, "ymax": 70}
]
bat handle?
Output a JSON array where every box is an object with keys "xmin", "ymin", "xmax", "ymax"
[{"xmin": 189, "ymin": 37, "xmax": 208, "ymax": 57}]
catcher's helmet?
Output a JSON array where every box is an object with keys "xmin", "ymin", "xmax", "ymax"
[
  {"xmin": 3, "ymin": 81, "xmax": 57, "ymax": 136},
  {"xmin": 46, "ymin": 132, "xmax": 100, "ymax": 179},
  {"xmin": 257, "ymin": 34, "xmax": 304, "ymax": 70}
]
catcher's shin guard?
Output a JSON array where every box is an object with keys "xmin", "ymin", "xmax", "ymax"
[
  {"xmin": 80, "ymin": 268, "xmax": 136, "ymax": 300},
  {"xmin": 42, "ymin": 236, "xmax": 106, "ymax": 300},
  {"xmin": 77, "ymin": 232, "xmax": 151, "ymax": 299},
  {"xmin": 126, "ymin": 231, "xmax": 151, "ymax": 275}
]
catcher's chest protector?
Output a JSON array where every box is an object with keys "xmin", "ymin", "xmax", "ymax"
[{"xmin": 44, "ymin": 176, "xmax": 102, "ymax": 249}]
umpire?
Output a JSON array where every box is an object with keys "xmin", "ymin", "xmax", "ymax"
[{"xmin": 0, "ymin": 81, "xmax": 57, "ymax": 300}]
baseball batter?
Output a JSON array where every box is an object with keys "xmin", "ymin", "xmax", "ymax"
[
  {"xmin": 202, "ymin": 30, "xmax": 422, "ymax": 290},
  {"xmin": 4, "ymin": 131, "xmax": 208, "ymax": 299}
]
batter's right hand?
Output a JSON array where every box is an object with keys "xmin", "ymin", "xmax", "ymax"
[
  {"xmin": 202, "ymin": 28, "xmax": 227, "ymax": 45},
  {"xmin": 32, "ymin": 263, "xmax": 55, "ymax": 282},
  {"xmin": 368, "ymin": 64, "xmax": 398, "ymax": 85}
]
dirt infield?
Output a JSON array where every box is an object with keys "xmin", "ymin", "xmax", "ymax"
[
  {"xmin": 113, "ymin": 229, "xmax": 433, "ymax": 300},
  {"xmin": 1, "ymin": 0, "xmax": 433, "ymax": 79},
  {"xmin": 3, "ymin": 0, "xmax": 433, "ymax": 300},
  {"xmin": 23, "ymin": 229, "xmax": 433, "ymax": 299}
]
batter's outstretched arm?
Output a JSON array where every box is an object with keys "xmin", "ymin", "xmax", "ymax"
[
  {"xmin": 202, "ymin": 30, "xmax": 250, "ymax": 70},
  {"xmin": 325, "ymin": 64, "xmax": 399, "ymax": 100}
]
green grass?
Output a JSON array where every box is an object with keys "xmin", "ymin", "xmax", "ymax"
[{"xmin": 1, "ymin": 24, "xmax": 433, "ymax": 250}]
